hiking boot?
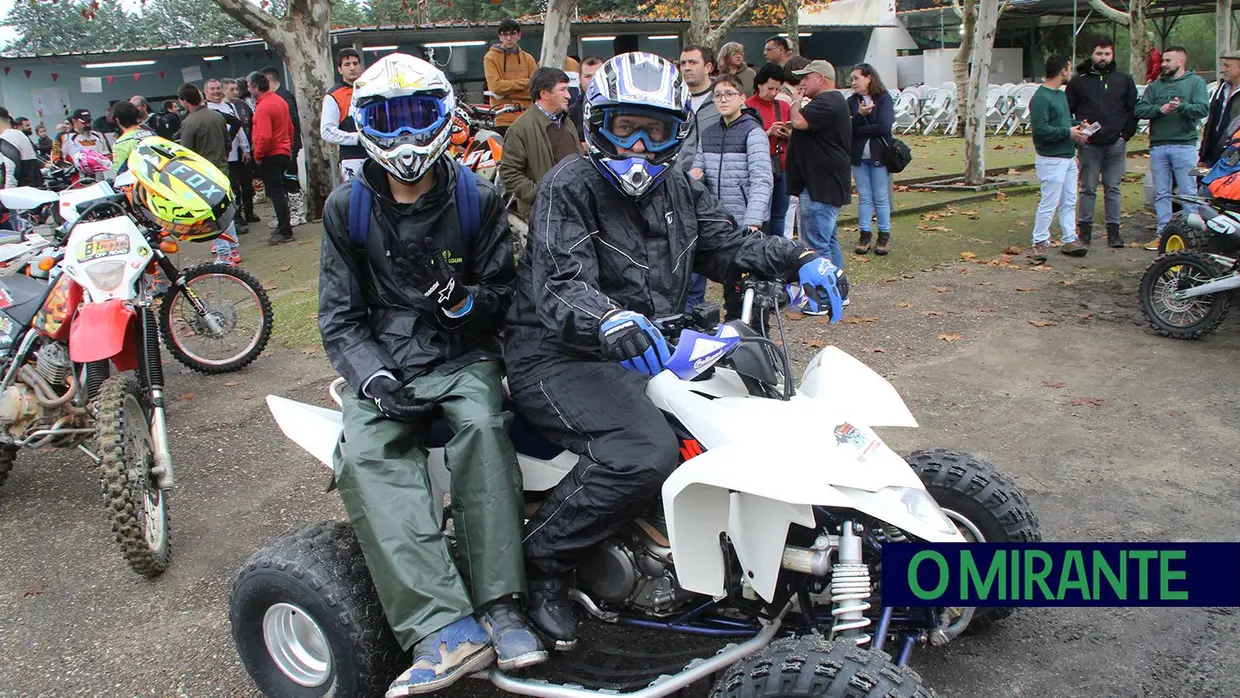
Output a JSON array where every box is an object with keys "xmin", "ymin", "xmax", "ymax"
[
  {"xmin": 267, "ymin": 232, "xmax": 290, "ymax": 246},
  {"xmin": 1107, "ymin": 223, "xmax": 1124, "ymax": 248},
  {"xmin": 854, "ymin": 230, "xmax": 873, "ymax": 255},
  {"xmin": 1060, "ymin": 240, "xmax": 1088, "ymax": 257},
  {"xmin": 1078, "ymin": 222, "xmax": 1092, "ymax": 246},
  {"xmin": 525, "ymin": 577, "xmax": 579, "ymax": 651},
  {"xmin": 245, "ymin": 212, "xmax": 261, "ymax": 224},
  {"xmin": 874, "ymin": 232, "xmax": 891, "ymax": 256},
  {"xmin": 1029, "ymin": 241, "xmax": 1050, "ymax": 262},
  {"xmin": 482, "ymin": 601, "xmax": 548, "ymax": 671},
  {"xmin": 385, "ymin": 617, "xmax": 495, "ymax": 697},
  {"xmin": 1143, "ymin": 237, "xmax": 1161, "ymax": 251}
]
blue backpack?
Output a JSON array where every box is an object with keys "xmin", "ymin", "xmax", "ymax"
[{"xmin": 347, "ymin": 162, "xmax": 481, "ymax": 251}]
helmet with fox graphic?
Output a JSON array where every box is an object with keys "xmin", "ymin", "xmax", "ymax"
[{"xmin": 124, "ymin": 136, "xmax": 234, "ymax": 242}]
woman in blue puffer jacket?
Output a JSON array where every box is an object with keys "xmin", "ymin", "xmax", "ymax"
[{"xmin": 690, "ymin": 74, "xmax": 774, "ymax": 319}]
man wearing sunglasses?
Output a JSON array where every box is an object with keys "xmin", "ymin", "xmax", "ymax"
[
  {"xmin": 503, "ymin": 52, "xmax": 845, "ymax": 650},
  {"xmin": 318, "ymin": 54, "xmax": 545, "ymax": 697}
]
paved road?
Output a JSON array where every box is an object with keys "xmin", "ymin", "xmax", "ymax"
[{"xmin": 1, "ymin": 259, "xmax": 1238, "ymax": 698}]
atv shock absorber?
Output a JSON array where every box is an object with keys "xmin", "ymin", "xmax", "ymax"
[{"xmin": 830, "ymin": 520, "xmax": 873, "ymax": 645}]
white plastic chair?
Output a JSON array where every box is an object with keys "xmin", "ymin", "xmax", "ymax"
[
  {"xmin": 1003, "ymin": 83, "xmax": 1040, "ymax": 136},
  {"xmin": 920, "ymin": 88, "xmax": 954, "ymax": 135},
  {"xmin": 893, "ymin": 90, "xmax": 920, "ymax": 133},
  {"xmin": 985, "ymin": 85, "xmax": 1012, "ymax": 132}
]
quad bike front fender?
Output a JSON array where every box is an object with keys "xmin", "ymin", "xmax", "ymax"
[
  {"xmin": 662, "ymin": 440, "xmax": 965, "ymax": 603},
  {"xmin": 799, "ymin": 346, "xmax": 918, "ymax": 428}
]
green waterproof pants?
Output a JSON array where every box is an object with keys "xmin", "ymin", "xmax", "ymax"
[{"xmin": 333, "ymin": 360, "xmax": 525, "ymax": 650}]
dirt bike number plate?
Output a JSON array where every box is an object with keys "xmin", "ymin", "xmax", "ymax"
[{"xmin": 76, "ymin": 232, "xmax": 131, "ymax": 263}]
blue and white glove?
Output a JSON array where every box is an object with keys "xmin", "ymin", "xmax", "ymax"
[
  {"xmin": 793, "ymin": 252, "xmax": 844, "ymax": 322},
  {"xmin": 598, "ymin": 310, "xmax": 672, "ymax": 376}
]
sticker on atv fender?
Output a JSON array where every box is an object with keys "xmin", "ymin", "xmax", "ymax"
[
  {"xmin": 834, "ymin": 422, "xmax": 880, "ymax": 461},
  {"xmin": 0, "ymin": 285, "xmax": 12, "ymax": 309},
  {"xmin": 76, "ymin": 232, "xmax": 131, "ymax": 263}
]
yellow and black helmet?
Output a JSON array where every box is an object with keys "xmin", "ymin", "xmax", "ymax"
[{"xmin": 123, "ymin": 136, "xmax": 234, "ymax": 243}]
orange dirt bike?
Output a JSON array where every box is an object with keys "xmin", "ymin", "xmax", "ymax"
[{"xmin": 449, "ymin": 103, "xmax": 530, "ymax": 249}]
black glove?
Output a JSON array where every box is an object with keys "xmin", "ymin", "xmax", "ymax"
[
  {"xmin": 363, "ymin": 375, "xmax": 434, "ymax": 421},
  {"xmin": 394, "ymin": 237, "xmax": 470, "ymax": 313}
]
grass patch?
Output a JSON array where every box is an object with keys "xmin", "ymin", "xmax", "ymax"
[{"xmin": 894, "ymin": 133, "xmax": 1150, "ymax": 182}]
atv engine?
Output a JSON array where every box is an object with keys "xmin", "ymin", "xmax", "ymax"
[{"xmin": 576, "ymin": 515, "xmax": 697, "ymax": 617}]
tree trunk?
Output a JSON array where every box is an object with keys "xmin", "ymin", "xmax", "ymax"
[
  {"xmin": 964, "ymin": 0, "xmax": 1001, "ymax": 185},
  {"xmin": 540, "ymin": 0, "xmax": 575, "ymax": 68},
  {"xmin": 952, "ymin": 0, "xmax": 977, "ymax": 137},
  {"xmin": 785, "ymin": 0, "xmax": 801, "ymax": 55},
  {"xmin": 209, "ymin": 0, "xmax": 333, "ymax": 219},
  {"xmin": 686, "ymin": 0, "xmax": 762, "ymax": 51},
  {"xmin": 1219, "ymin": 0, "xmax": 1234, "ymax": 79}
]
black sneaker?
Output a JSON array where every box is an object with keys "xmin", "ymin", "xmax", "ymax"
[{"xmin": 525, "ymin": 577, "xmax": 578, "ymax": 651}]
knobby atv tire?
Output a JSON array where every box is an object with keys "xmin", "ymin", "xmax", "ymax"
[
  {"xmin": 1158, "ymin": 213, "xmax": 1218, "ymax": 255},
  {"xmin": 159, "ymin": 262, "xmax": 274, "ymax": 374},
  {"xmin": 906, "ymin": 448, "xmax": 1042, "ymax": 633},
  {"xmin": 0, "ymin": 445, "xmax": 15, "ymax": 492},
  {"xmin": 1139, "ymin": 252, "xmax": 1230, "ymax": 340},
  {"xmin": 230, "ymin": 520, "xmax": 404, "ymax": 698},
  {"xmin": 96, "ymin": 372, "xmax": 170, "ymax": 578},
  {"xmin": 710, "ymin": 634, "xmax": 936, "ymax": 698}
]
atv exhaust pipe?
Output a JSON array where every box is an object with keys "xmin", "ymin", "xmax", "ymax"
[
  {"xmin": 782, "ymin": 544, "xmax": 832, "ymax": 577},
  {"xmin": 1177, "ymin": 272, "xmax": 1240, "ymax": 299}
]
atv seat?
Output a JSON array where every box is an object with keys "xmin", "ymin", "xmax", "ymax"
[
  {"xmin": 1219, "ymin": 198, "xmax": 1240, "ymax": 214},
  {"xmin": 0, "ymin": 273, "xmax": 53, "ymax": 328}
]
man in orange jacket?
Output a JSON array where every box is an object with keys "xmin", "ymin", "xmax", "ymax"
[{"xmin": 483, "ymin": 19, "xmax": 538, "ymax": 131}]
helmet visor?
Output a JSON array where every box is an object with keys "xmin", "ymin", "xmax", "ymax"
[
  {"xmin": 356, "ymin": 95, "xmax": 448, "ymax": 141},
  {"xmin": 599, "ymin": 108, "xmax": 684, "ymax": 154}
]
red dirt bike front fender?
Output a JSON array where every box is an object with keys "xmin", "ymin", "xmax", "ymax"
[{"xmin": 69, "ymin": 299, "xmax": 139, "ymax": 371}]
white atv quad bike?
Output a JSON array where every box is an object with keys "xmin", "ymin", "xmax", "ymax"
[{"xmin": 230, "ymin": 279, "xmax": 1041, "ymax": 698}]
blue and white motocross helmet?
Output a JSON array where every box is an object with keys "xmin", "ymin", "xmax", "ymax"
[{"xmin": 583, "ymin": 52, "xmax": 692, "ymax": 198}]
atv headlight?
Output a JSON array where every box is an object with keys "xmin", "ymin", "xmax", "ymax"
[
  {"xmin": 892, "ymin": 487, "xmax": 958, "ymax": 536},
  {"xmin": 84, "ymin": 259, "xmax": 127, "ymax": 292}
]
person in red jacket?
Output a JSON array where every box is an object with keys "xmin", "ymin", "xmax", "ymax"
[
  {"xmin": 1146, "ymin": 46, "xmax": 1162, "ymax": 85},
  {"xmin": 248, "ymin": 70, "xmax": 295, "ymax": 244}
]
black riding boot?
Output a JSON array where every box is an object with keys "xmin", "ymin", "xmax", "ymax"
[
  {"xmin": 1107, "ymin": 223, "xmax": 1124, "ymax": 248},
  {"xmin": 525, "ymin": 577, "xmax": 579, "ymax": 651},
  {"xmin": 1079, "ymin": 222, "xmax": 1092, "ymax": 246}
]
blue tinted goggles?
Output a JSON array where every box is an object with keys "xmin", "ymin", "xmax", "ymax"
[
  {"xmin": 355, "ymin": 95, "xmax": 448, "ymax": 140},
  {"xmin": 599, "ymin": 109, "xmax": 684, "ymax": 153}
]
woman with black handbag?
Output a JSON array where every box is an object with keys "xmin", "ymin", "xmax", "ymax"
[{"xmin": 848, "ymin": 63, "xmax": 896, "ymax": 255}]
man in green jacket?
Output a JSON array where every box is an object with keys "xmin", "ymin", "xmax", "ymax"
[
  {"xmin": 498, "ymin": 67, "xmax": 580, "ymax": 219},
  {"xmin": 1029, "ymin": 55, "xmax": 1090, "ymax": 261},
  {"xmin": 1135, "ymin": 45, "xmax": 1211, "ymax": 247},
  {"xmin": 177, "ymin": 82, "xmax": 240, "ymax": 265}
]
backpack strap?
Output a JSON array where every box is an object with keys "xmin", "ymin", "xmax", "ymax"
[
  {"xmin": 454, "ymin": 161, "xmax": 481, "ymax": 250},
  {"xmin": 347, "ymin": 176, "xmax": 372, "ymax": 249}
]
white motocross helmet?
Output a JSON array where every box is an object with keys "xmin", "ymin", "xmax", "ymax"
[{"xmin": 351, "ymin": 53, "xmax": 456, "ymax": 183}]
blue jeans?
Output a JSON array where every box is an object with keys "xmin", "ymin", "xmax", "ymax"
[
  {"xmin": 852, "ymin": 163, "xmax": 891, "ymax": 234},
  {"xmin": 685, "ymin": 273, "xmax": 708, "ymax": 313},
  {"xmin": 212, "ymin": 222, "xmax": 239, "ymax": 258},
  {"xmin": 767, "ymin": 171, "xmax": 788, "ymax": 236},
  {"xmin": 798, "ymin": 193, "xmax": 843, "ymax": 270},
  {"xmin": 1149, "ymin": 144, "xmax": 1198, "ymax": 233}
]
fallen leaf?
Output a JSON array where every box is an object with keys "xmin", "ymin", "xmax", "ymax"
[
  {"xmin": 1015, "ymin": 219, "xmax": 1028, "ymax": 227},
  {"xmin": 937, "ymin": 333, "xmax": 964, "ymax": 342},
  {"xmin": 954, "ymin": 268, "xmax": 969, "ymax": 275},
  {"xmin": 851, "ymin": 255, "xmax": 871, "ymax": 263},
  {"xmin": 297, "ymin": 240, "xmax": 313, "ymax": 246},
  {"xmin": 299, "ymin": 348, "xmax": 318, "ymax": 355},
  {"xmin": 1043, "ymin": 380, "xmax": 1066, "ymax": 389},
  {"xmin": 993, "ymin": 144, "xmax": 1005, "ymax": 150},
  {"xmin": 805, "ymin": 339, "xmax": 824, "ymax": 348},
  {"xmin": 871, "ymin": 347, "xmax": 887, "ymax": 353},
  {"xmin": 1031, "ymin": 265, "xmax": 1055, "ymax": 272},
  {"xmin": 174, "ymin": 393, "xmax": 196, "ymax": 402},
  {"xmin": 1030, "ymin": 320, "xmax": 1055, "ymax": 327},
  {"xmin": 882, "ymin": 276, "xmax": 901, "ymax": 283},
  {"xmin": 894, "ymin": 185, "xmax": 911, "ymax": 192},
  {"xmin": 1126, "ymin": 242, "xmax": 1144, "ymax": 248},
  {"xmin": 841, "ymin": 316, "xmax": 880, "ymax": 325},
  {"xmin": 223, "ymin": 381, "xmax": 242, "ymax": 387},
  {"xmin": 960, "ymin": 251, "xmax": 977, "ymax": 261},
  {"xmin": 922, "ymin": 310, "xmax": 944, "ymax": 316},
  {"xmin": 1015, "ymin": 287, "xmax": 1034, "ymax": 292},
  {"xmin": 1070, "ymin": 396, "xmax": 1105, "ymax": 407},
  {"xmin": 978, "ymin": 307, "xmax": 996, "ymax": 313},
  {"xmin": 1061, "ymin": 280, "xmax": 1076, "ymax": 286},
  {"xmin": 278, "ymin": 265, "xmax": 292, "ymax": 272},
  {"xmin": 897, "ymin": 302, "xmax": 915, "ymax": 308},
  {"xmin": 261, "ymin": 279, "xmax": 277, "ymax": 287},
  {"xmin": 903, "ymin": 273, "xmax": 917, "ymax": 279},
  {"xmin": 1168, "ymin": 411, "xmax": 1178, "ymax": 417},
  {"xmin": 934, "ymin": 286, "xmax": 952, "ymax": 293},
  {"xmin": 783, "ymin": 310, "xmax": 805, "ymax": 322},
  {"xmin": 21, "ymin": 587, "xmax": 41, "ymax": 598},
  {"xmin": 1007, "ymin": 168, "xmax": 1021, "ymax": 175},
  {"xmin": 1074, "ymin": 313, "xmax": 1092, "ymax": 320},
  {"xmin": 1002, "ymin": 245, "xmax": 1023, "ymax": 255},
  {"xmin": 993, "ymin": 191, "xmax": 1009, "ymax": 202}
]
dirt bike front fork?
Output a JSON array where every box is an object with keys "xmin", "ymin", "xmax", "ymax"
[
  {"xmin": 153, "ymin": 249, "xmax": 225, "ymax": 336},
  {"xmin": 138, "ymin": 304, "xmax": 174, "ymax": 489}
]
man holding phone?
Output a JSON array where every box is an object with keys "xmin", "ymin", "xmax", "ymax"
[{"xmin": 1135, "ymin": 45, "xmax": 1211, "ymax": 248}]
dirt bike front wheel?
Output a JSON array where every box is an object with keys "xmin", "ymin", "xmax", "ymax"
[
  {"xmin": 1139, "ymin": 252, "xmax": 1230, "ymax": 340},
  {"xmin": 160, "ymin": 262, "xmax": 274, "ymax": 374},
  {"xmin": 96, "ymin": 372, "xmax": 170, "ymax": 577}
]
